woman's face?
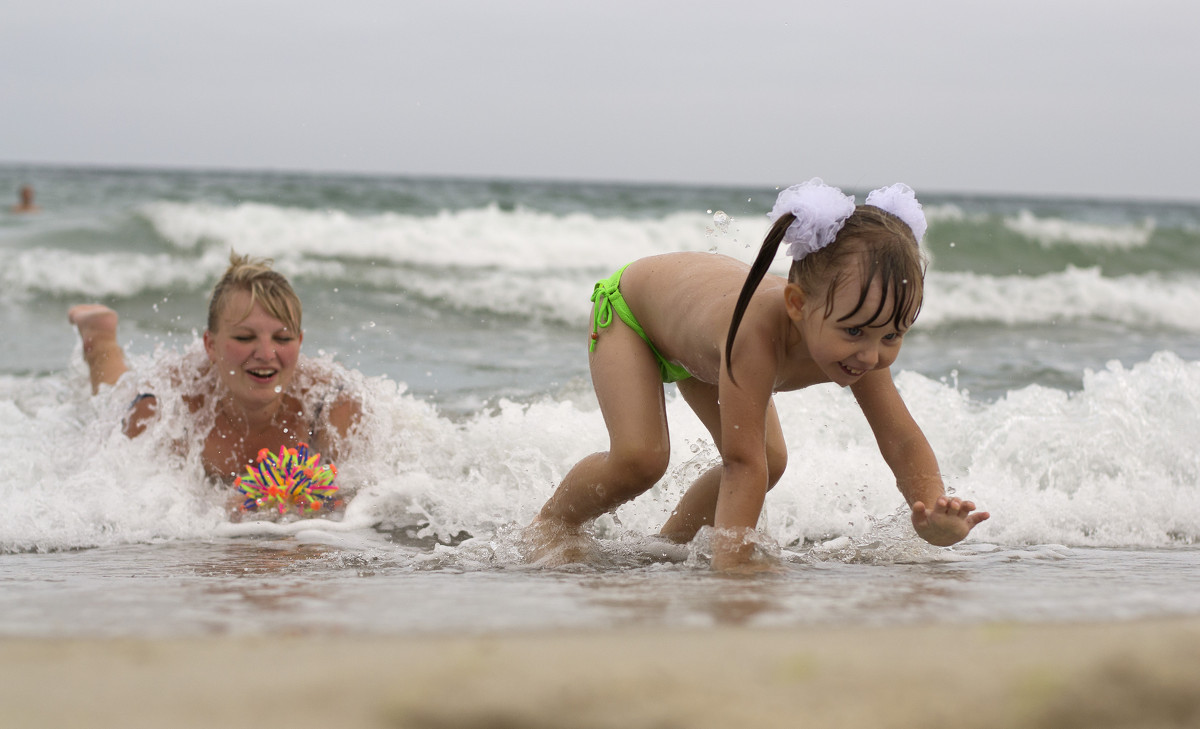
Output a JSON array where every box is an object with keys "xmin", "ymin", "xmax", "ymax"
[{"xmin": 203, "ymin": 289, "xmax": 302, "ymax": 410}]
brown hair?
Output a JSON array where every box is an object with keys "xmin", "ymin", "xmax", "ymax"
[
  {"xmin": 724, "ymin": 205, "xmax": 926, "ymax": 377},
  {"xmin": 207, "ymin": 251, "xmax": 302, "ymax": 334}
]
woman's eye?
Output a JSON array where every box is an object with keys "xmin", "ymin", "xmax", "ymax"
[{"xmin": 234, "ymin": 336, "xmax": 254, "ymax": 342}]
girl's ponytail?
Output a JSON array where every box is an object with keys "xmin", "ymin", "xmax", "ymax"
[
  {"xmin": 724, "ymin": 213, "xmax": 794, "ymax": 381},
  {"xmin": 723, "ymin": 180, "xmax": 926, "ymax": 384}
]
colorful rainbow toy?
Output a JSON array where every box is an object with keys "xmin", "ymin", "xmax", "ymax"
[{"xmin": 235, "ymin": 442, "xmax": 339, "ymax": 515}]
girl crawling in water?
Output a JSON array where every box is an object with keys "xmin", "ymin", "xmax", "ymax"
[{"xmin": 527, "ymin": 179, "xmax": 989, "ymax": 569}]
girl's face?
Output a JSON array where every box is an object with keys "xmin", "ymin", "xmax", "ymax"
[
  {"xmin": 787, "ymin": 268, "xmax": 907, "ymax": 387},
  {"xmin": 203, "ymin": 289, "xmax": 303, "ymax": 409}
]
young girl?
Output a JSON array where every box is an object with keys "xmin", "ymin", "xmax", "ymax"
[
  {"xmin": 527, "ymin": 179, "xmax": 989, "ymax": 568},
  {"xmin": 68, "ymin": 252, "xmax": 360, "ymax": 487}
]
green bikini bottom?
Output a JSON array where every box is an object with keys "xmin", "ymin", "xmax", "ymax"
[{"xmin": 590, "ymin": 264, "xmax": 692, "ymax": 383}]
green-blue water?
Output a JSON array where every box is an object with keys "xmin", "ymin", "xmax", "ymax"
[{"xmin": 2, "ymin": 163, "xmax": 1199, "ymax": 635}]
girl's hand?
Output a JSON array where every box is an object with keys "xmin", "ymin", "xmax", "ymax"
[{"xmin": 910, "ymin": 496, "xmax": 990, "ymax": 546}]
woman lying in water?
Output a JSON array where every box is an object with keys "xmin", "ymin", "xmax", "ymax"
[{"xmin": 68, "ymin": 251, "xmax": 361, "ymax": 491}]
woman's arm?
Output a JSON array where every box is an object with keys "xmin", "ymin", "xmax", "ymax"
[
  {"xmin": 314, "ymin": 391, "xmax": 362, "ymax": 463},
  {"xmin": 122, "ymin": 394, "xmax": 158, "ymax": 438},
  {"xmin": 852, "ymin": 369, "xmax": 989, "ymax": 545}
]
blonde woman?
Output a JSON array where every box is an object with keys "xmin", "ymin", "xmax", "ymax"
[{"xmin": 69, "ymin": 252, "xmax": 360, "ymax": 483}]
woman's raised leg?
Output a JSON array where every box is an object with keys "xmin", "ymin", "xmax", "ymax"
[{"xmin": 68, "ymin": 305, "xmax": 128, "ymax": 394}]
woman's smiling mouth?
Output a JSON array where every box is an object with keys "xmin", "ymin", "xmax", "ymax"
[{"xmin": 247, "ymin": 368, "xmax": 278, "ymax": 382}]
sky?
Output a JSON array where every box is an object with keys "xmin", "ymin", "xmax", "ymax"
[{"xmin": 2, "ymin": 0, "xmax": 1197, "ymax": 200}]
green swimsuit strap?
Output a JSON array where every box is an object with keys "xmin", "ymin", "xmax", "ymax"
[
  {"xmin": 589, "ymin": 265, "xmax": 692, "ymax": 383},
  {"xmin": 589, "ymin": 264, "xmax": 639, "ymax": 352}
]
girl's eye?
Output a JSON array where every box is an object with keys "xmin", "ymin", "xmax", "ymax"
[
  {"xmin": 845, "ymin": 327, "xmax": 862, "ymax": 337},
  {"xmin": 884, "ymin": 332, "xmax": 900, "ymax": 341}
]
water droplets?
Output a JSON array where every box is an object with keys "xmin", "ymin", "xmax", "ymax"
[
  {"xmin": 712, "ymin": 210, "xmax": 731, "ymax": 233},
  {"xmin": 705, "ymin": 210, "xmax": 734, "ymax": 250}
]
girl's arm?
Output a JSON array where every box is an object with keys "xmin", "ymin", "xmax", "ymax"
[
  {"xmin": 852, "ymin": 369, "xmax": 989, "ymax": 546},
  {"xmin": 710, "ymin": 340, "xmax": 778, "ymax": 568}
]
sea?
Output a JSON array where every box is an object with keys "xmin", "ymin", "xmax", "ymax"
[{"xmin": 2, "ymin": 163, "xmax": 1199, "ymax": 638}]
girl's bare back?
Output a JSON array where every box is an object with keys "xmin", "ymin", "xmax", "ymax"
[{"xmin": 617, "ymin": 253, "xmax": 794, "ymax": 385}]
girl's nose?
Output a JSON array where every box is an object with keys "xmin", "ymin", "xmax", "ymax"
[{"xmin": 858, "ymin": 343, "xmax": 879, "ymax": 368}]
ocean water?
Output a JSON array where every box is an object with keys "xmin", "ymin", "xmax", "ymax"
[{"xmin": 2, "ymin": 163, "xmax": 1199, "ymax": 637}]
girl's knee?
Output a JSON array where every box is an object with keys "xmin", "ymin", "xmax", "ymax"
[{"xmin": 607, "ymin": 447, "xmax": 670, "ymax": 496}]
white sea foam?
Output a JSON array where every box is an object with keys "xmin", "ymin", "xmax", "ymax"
[
  {"xmin": 139, "ymin": 201, "xmax": 762, "ymax": 271},
  {"xmin": 409, "ymin": 264, "xmax": 1200, "ymax": 332},
  {"xmin": 1003, "ymin": 209, "xmax": 1155, "ymax": 248},
  {"xmin": 921, "ymin": 267, "xmax": 1200, "ymax": 331},
  {"xmin": 11, "ymin": 208, "xmax": 1194, "ymax": 335},
  {"xmin": 3, "ymin": 344, "xmax": 1198, "ymax": 555},
  {"xmin": 922, "ymin": 202, "xmax": 981, "ymax": 224},
  {"xmin": 0, "ymin": 248, "xmax": 216, "ymax": 300}
]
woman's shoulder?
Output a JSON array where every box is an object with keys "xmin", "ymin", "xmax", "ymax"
[
  {"xmin": 294, "ymin": 355, "xmax": 354, "ymax": 394},
  {"xmin": 294, "ymin": 357, "xmax": 363, "ymax": 420}
]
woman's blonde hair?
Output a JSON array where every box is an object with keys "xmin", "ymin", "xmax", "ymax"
[{"xmin": 207, "ymin": 251, "xmax": 302, "ymax": 334}]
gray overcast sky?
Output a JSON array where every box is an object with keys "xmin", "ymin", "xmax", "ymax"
[{"xmin": 2, "ymin": 0, "xmax": 1197, "ymax": 200}]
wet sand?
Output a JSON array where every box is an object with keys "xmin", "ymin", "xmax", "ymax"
[{"xmin": 3, "ymin": 618, "xmax": 1199, "ymax": 729}]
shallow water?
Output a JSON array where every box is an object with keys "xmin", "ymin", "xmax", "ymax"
[
  {"xmin": 3, "ymin": 534, "xmax": 1197, "ymax": 637},
  {"xmin": 3, "ymin": 164, "xmax": 1199, "ymax": 637}
]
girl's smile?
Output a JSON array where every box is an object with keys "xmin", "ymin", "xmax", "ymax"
[{"xmin": 790, "ymin": 271, "xmax": 907, "ymax": 387}]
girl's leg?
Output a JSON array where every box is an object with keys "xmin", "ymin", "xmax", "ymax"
[
  {"xmin": 67, "ymin": 305, "xmax": 128, "ymax": 395},
  {"xmin": 659, "ymin": 378, "xmax": 787, "ymax": 543},
  {"xmin": 536, "ymin": 314, "xmax": 671, "ymax": 530}
]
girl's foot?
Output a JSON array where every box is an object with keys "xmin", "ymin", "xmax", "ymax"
[{"xmin": 520, "ymin": 517, "xmax": 596, "ymax": 566}]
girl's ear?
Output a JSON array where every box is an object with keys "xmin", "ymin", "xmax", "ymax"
[{"xmin": 784, "ymin": 283, "xmax": 806, "ymax": 320}]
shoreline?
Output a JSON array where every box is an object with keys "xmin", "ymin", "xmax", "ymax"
[{"xmin": 4, "ymin": 618, "xmax": 1200, "ymax": 728}]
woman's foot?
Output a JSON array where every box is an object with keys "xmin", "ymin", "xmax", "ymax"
[
  {"xmin": 69, "ymin": 304, "xmax": 120, "ymax": 345},
  {"xmin": 68, "ymin": 304, "xmax": 127, "ymax": 393}
]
